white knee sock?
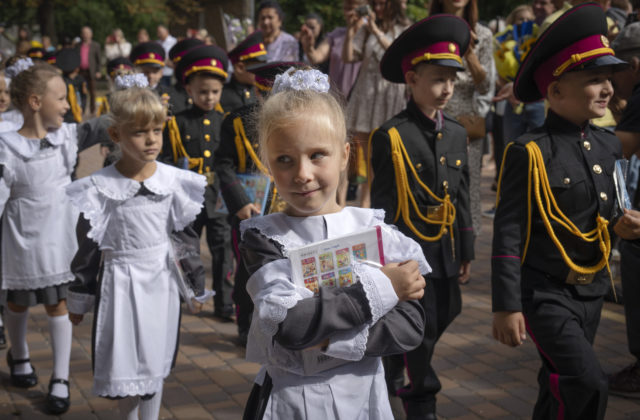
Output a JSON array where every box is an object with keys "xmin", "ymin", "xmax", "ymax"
[
  {"xmin": 139, "ymin": 388, "xmax": 164, "ymax": 420},
  {"xmin": 48, "ymin": 314, "xmax": 72, "ymax": 398},
  {"xmin": 5, "ymin": 307, "xmax": 32, "ymax": 375},
  {"xmin": 118, "ymin": 396, "xmax": 140, "ymax": 420}
]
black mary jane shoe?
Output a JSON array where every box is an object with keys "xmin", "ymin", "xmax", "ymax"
[
  {"xmin": 6, "ymin": 349, "xmax": 38, "ymax": 388},
  {"xmin": 46, "ymin": 378, "xmax": 70, "ymax": 415}
]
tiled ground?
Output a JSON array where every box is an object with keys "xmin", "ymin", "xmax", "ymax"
[{"xmin": 0, "ymin": 148, "xmax": 639, "ymax": 419}]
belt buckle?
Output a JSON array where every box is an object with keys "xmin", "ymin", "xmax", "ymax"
[
  {"xmin": 205, "ymin": 171, "xmax": 215, "ymax": 185},
  {"xmin": 565, "ymin": 270, "xmax": 595, "ymax": 285},
  {"xmin": 427, "ymin": 204, "xmax": 444, "ymax": 221}
]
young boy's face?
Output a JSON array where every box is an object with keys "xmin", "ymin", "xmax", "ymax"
[
  {"xmin": 140, "ymin": 66, "xmax": 163, "ymax": 88},
  {"xmin": 406, "ymin": 63, "xmax": 457, "ymax": 117},
  {"xmin": 549, "ymin": 67, "xmax": 614, "ymax": 124},
  {"xmin": 186, "ymin": 73, "xmax": 223, "ymax": 111}
]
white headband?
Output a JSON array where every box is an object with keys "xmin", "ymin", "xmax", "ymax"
[
  {"xmin": 272, "ymin": 67, "xmax": 330, "ymax": 94},
  {"xmin": 5, "ymin": 57, "xmax": 34, "ymax": 79},
  {"xmin": 114, "ymin": 73, "xmax": 149, "ymax": 90}
]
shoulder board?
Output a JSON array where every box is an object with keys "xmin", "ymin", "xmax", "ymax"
[
  {"xmin": 590, "ymin": 124, "xmax": 615, "ymax": 135},
  {"xmin": 511, "ymin": 126, "xmax": 547, "ymax": 146},
  {"xmin": 378, "ymin": 109, "xmax": 410, "ymax": 132}
]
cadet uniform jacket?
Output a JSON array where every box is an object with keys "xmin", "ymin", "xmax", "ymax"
[
  {"xmin": 370, "ymin": 99, "xmax": 475, "ymax": 279},
  {"xmin": 492, "ymin": 110, "xmax": 621, "ymax": 312},
  {"xmin": 161, "ymin": 105, "xmax": 224, "ymax": 217},
  {"xmin": 219, "ymin": 78, "xmax": 257, "ymax": 114},
  {"xmin": 215, "ymin": 103, "xmax": 263, "ymax": 217}
]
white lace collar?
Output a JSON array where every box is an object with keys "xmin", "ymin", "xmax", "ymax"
[
  {"xmin": 240, "ymin": 207, "xmax": 386, "ymax": 255},
  {"xmin": 91, "ymin": 162, "xmax": 176, "ymax": 201},
  {"xmin": 0, "ymin": 124, "xmax": 70, "ymax": 159}
]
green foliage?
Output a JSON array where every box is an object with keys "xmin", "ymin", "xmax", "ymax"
[{"xmin": 478, "ymin": 0, "xmax": 530, "ymax": 22}]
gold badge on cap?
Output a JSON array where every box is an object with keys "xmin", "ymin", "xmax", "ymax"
[
  {"xmin": 448, "ymin": 43, "xmax": 457, "ymax": 53},
  {"xmin": 150, "ymin": 53, "xmax": 156, "ymax": 59},
  {"xmin": 601, "ymin": 35, "xmax": 610, "ymax": 47},
  {"xmin": 211, "ymin": 59, "xmax": 218, "ymax": 67}
]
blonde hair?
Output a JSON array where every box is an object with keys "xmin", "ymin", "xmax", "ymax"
[
  {"xmin": 108, "ymin": 87, "xmax": 166, "ymax": 129},
  {"xmin": 257, "ymin": 80, "xmax": 347, "ymax": 165},
  {"xmin": 506, "ymin": 5, "xmax": 534, "ymax": 25},
  {"xmin": 9, "ymin": 62, "xmax": 60, "ymax": 112}
]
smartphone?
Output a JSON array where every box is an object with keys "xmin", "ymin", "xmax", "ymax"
[{"xmin": 355, "ymin": 4, "xmax": 371, "ymax": 17}]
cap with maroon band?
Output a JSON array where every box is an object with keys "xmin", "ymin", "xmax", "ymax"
[
  {"xmin": 514, "ymin": 3, "xmax": 627, "ymax": 103},
  {"xmin": 247, "ymin": 61, "xmax": 304, "ymax": 92},
  {"xmin": 228, "ymin": 32, "xmax": 268, "ymax": 65},
  {"xmin": 169, "ymin": 38, "xmax": 204, "ymax": 64},
  {"xmin": 130, "ymin": 42, "xmax": 165, "ymax": 69},
  {"xmin": 175, "ymin": 45, "xmax": 229, "ymax": 84},
  {"xmin": 107, "ymin": 57, "xmax": 134, "ymax": 78},
  {"xmin": 380, "ymin": 14, "xmax": 470, "ymax": 84}
]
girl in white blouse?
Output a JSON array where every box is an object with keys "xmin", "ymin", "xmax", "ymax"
[
  {"xmin": 240, "ymin": 68, "xmax": 430, "ymax": 419},
  {"xmin": 66, "ymin": 82, "xmax": 207, "ymax": 420}
]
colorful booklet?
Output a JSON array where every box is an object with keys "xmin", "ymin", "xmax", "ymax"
[
  {"xmin": 217, "ymin": 173, "xmax": 271, "ymax": 215},
  {"xmin": 287, "ymin": 226, "xmax": 385, "ymax": 374}
]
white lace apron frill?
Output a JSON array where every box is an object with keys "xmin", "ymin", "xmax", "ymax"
[
  {"xmin": 240, "ymin": 207, "xmax": 430, "ymax": 419},
  {"xmin": 0, "ymin": 127, "xmax": 81, "ymax": 290}
]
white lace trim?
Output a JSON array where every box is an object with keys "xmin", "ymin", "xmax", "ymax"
[
  {"xmin": 322, "ymin": 323, "xmax": 369, "ymax": 362},
  {"xmin": 67, "ymin": 290, "xmax": 95, "ymax": 315},
  {"xmin": 1, "ymin": 271, "xmax": 73, "ymax": 291},
  {"xmin": 353, "ymin": 263, "xmax": 385, "ymax": 324},
  {"xmin": 169, "ymin": 169, "xmax": 206, "ymax": 231},
  {"xmin": 93, "ymin": 376, "xmax": 164, "ymax": 398},
  {"xmin": 66, "ymin": 179, "xmax": 112, "ymax": 245}
]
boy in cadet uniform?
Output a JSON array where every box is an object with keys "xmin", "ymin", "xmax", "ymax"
[
  {"xmin": 219, "ymin": 32, "xmax": 268, "ymax": 113},
  {"xmin": 608, "ymin": 21, "xmax": 640, "ymax": 397},
  {"xmin": 215, "ymin": 60, "xmax": 300, "ymax": 345},
  {"xmin": 369, "ymin": 15, "xmax": 474, "ymax": 419},
  {"xmin": 130, "ymin": 42, "xmax": 172, "ymax": 100},
  {"xmin": 492, "ymin": 4, "xmax": 640, "ymax": 419},
  {"xmin": 161, "ymin": 45, "xmax": 235, "ymax": 320},
  {"xmin": 97, "ymin": 57, "xmax": 134, "ymax": 167},
  {"xmin": 55, "ymin": 48, "xmax": 86, "ymax": 123},
  {"xmin": 168, "ymin": 38, "xmax": 204, "ymax": 115}
]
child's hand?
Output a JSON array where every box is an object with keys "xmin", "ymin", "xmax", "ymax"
[
  {"xmin": 189, "ymin": 299, "xmax": 203, "ymax": 314},
  {"xmin": 235, "ymin": 203, "xmax": 260, "ymax": 220},
  {"xmin": 614, "ymin": 209, "xmax": 640, "ymax": 240},
  {"xmin": 69, "ymin": 313, "xmax": 84, "ymax": 325},
  {"xmin": 381, "ymin": 260, "xmax": 425, "ymax": 301},
  {"xmin": 492, "ymin": 311, "xmax": 527, "ymax": 347}
]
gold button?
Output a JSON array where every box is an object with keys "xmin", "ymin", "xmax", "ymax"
[
  {"xmin": 443, "ymin": 180, "xmax": 449, "ymax": 188},
  {"xmin": 245, "ymin": 91, "xmax": 251, "ymax": 98},
  {"xmin": 437, "ymin": 133, "xmax": 443, "ymax": 140},
  {"xmin": 186, "ymin": 134, "xmax": 191, "ymax": 140},
  {"xmin": 205, "ymin": 134, "xmax": 211, "ymax": 141},
  {"xmin": 204, "ymin": 150, "xmax": 211, "ymax": 158},
  {"xmin": 203, "ymin": 119, "xmax": 211, "ymax": 126},
  {"xmin": 583, "ymin": 141, "xmax": 591, "ymax": 151},
  {"xmin": 205, "ymin": 166, "xmax": 210, "ymax": 172},
  {"xmin": 440, "ymin": 156, "xmax": 446, "ymax": 165},
  {"xmin": 563, "ymin": 177, "xmax": 570, "ymax": 185},
  {"xmin": 593, "ymin": 164, "xmax": 602, "ymax": 174},
  {"xmin": 253, "ymin": 143, "xmax": 259, "ymax": 148},
  {"xmin": 456, "ymin": 159, "xmax": 461, "ymax": 166},
  {"xmin": 416, "ymin": 163, "xmax": 423, "ymax": 169},
  {"xmin": 600, "ymin": 192, "xmax": 608, "ymax": 201},
  {"xmin": 188, "ymin": 98, "xmax": 193, "ymax": 104}
]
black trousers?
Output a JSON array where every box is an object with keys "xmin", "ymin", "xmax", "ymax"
[
  {"xmin": 522, "ymin": 282, "xmax": 608, "ymax": 420},
  {"xmin": 232, "ymin": 224, "xmax": 253, "ymax": 334},
  {"xmin": 620, "ymin": 240, "xmax": 640, "ymax": 361},
  {"xmin": 193, "ymin": 209, "xmax": 234, "ymax": 313},
  {"xmin": 384, "ymin": 275, "xmax": 461, "ymax": 416}
]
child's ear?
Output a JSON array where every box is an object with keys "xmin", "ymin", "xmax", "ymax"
[
  {"xmin": 27, "ymin": 93, "xmax": 41, "ymax": 111},
  {"xmin": 547, "ymin": 81, "xmax": 562, "ymax": 101},
  {"xmin": 108, "ymin": 126, "xmax": 121, "ymax": 144},
  {"xmin": 341, "ymin": 141, "xmax": 350, "ymax": 171},
  {"xmin": 404, "ymin": 70, "xmax": 416, "ymax": 86},
  {"xmin": 631, "ymin": 56, "xmax": 640, "ymax": 74},
  {"xmin": 185, "ymin": 83, "xmax": 193, "ymax": 98}
]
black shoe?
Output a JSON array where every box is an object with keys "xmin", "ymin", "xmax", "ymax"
[
  {"xmin": 213, "ymin": 307, "xmax": 234, "ymax": 322},
  {"xmin": 0, "ymin": 326, "xmax": 6, "ymax": 349},
  {"xmin": 46, "ymin": 378, "xmax": 70, "ymax": 415},
  {"xmin": 6, "ymin": 349, "xmax": 38, "ymax": 388},
  {"xmin": 238, "ymin": 330, "xmax": 248, "ymax": 347}
]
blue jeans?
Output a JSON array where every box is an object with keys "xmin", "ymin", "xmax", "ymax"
[{"xmin": 503, "ymin": 100, "xmax": 546, "ymax": 143}]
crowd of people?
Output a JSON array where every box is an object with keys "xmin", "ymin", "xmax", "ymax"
[{"xmin": 1, "ymin": 0, "xmax": 640, "ymax": 419}]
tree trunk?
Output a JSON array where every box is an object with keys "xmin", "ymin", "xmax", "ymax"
[{"xmin": 37, "ymin": 0, "xmax": 57, "ymax": 46}]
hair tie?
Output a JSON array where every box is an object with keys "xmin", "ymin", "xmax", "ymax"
[
  {"xmin": 114, "ymin": 73, "xmax": 149, "ymax": 90},
  {"xmin": 271, "ymin": 67, "xmax": 330, "ymax": 94},
  {"xmin": 5, "ymin": 57, "xmax": 35, "ymax": 79}
]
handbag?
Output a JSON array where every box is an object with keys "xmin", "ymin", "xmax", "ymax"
[{"xmin": 457, "ymin": 114, "xmax": 486, "ymax": 140}]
